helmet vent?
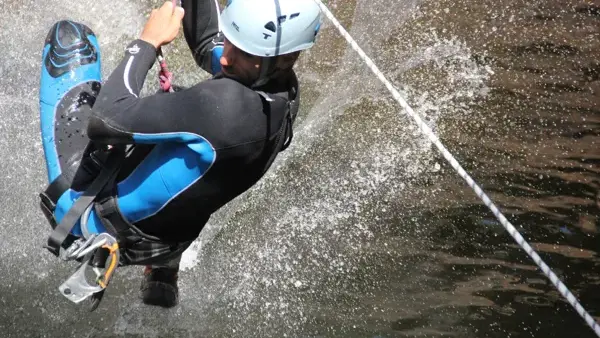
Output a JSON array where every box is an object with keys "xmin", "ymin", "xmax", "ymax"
[{"xmin": 264, "ymin": 21, "xmax": 277, "ymax": 32}]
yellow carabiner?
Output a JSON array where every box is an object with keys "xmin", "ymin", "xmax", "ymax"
[{"xmin": 97, "ymin": 242, "xmax": 119, "ymax": 289}]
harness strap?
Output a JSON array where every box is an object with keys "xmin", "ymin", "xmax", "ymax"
[
  {"xmin": 39, "ymin": 174, "xmax": 71, "ymax": 231},
  {"xmin": 41, "ymin": 174, "xmax": 71, "ymax": 210},
  {"xmin": 256, "ymin": 91, "xmax": 293, "ymax": 173},
  {"xmin": 95, "ymin": 195, "xmax": 194, "ymax": 266},
  {"xmin": 281, "ymin": 107, "xmax": 293, "ymax": 151},
  {"xmin": 45, "ymin": 150, "xmax": 124, "ymax": 257},
  {"xmin": 94, "ymin": 194, "xmax": 130, "ymax": 236}
]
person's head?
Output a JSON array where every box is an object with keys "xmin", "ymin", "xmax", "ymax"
[{"xmin": 219, "ymin": 0, "xmax": 322, "ymax": 87}]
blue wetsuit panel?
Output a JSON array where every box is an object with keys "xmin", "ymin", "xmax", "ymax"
[
  {"xmin": 117, "ymin": 135, "xmax": 216, "ymax": 223},
  {"xmin": 210, "ymin": 45, "xmax": 224, "ymax": 76}
]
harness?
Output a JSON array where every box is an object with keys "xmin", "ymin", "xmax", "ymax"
[{"xmin": 39, "ymin": 81, "xmax": 297, "ymax": 311}]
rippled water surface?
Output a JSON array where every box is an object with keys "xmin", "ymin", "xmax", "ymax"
[{"xmin": 0, "ymin": 0, "xmax": 598, "ymax": 337}]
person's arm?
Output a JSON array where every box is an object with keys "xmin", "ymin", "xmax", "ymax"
[
  {"xmin": 88, "ymin": 1, "xmax": 208, "ymax": 145},
  {"xmin": 89, "ymin": 73, "xmax": 261, "ymax": 148},
  {"xmin": 88, "ymin": 38, "xmax": 181, "ymax": 145},
  {"xmin": 182, "ymin": 0, "xmax": 224, "ymax": 75},
  {"xmin": 88, "ymin": 37, "xmax": 259, "ymax": 147}
]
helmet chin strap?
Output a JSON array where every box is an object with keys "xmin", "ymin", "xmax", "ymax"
[
  {"xmin": 251, "ymin": 57, "xmax": 277, "ymax": 88},
  {"xmin": 252, "ymin": 0, "xmax": 283, "ymax": 89}
]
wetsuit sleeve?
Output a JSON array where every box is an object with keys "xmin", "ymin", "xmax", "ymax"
[
  {"xmin": 88, "ymin": 38, "xmax": 262, "ymax": 149},
  {"xmin": 88, "ymin": 39, "xmax": 211, "ymax": 145},
  {"xmin": 182, "ymin": 0, "xmax": 224, "ymax": 75}
]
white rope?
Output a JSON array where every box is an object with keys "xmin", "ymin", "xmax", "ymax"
[{"xmin": 313, "ymin": 1, "xmax": 600, "ymax": 335}]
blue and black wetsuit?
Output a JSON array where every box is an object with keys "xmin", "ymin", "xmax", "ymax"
[
  {"xmin": 41, "ymin": 0, "xmax": 299, "ymax": 264},
  {"xmin": 91, "ymin": 0, "xmax": 299, "ymax": 241}
]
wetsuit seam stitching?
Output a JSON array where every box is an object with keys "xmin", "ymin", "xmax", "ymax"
[
  {"xmin": 215, "ymin": 137, "xmax": 273, "ymax": 151},
  {"xmin": 157, "ymin": 167, "xmax": 174, "ymax": 198}
]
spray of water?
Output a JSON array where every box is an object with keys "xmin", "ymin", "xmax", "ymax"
[{"xmin": 0, "ymin": 0, "xmax": 528, "ymax": 336}]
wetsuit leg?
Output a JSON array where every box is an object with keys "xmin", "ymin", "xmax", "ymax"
[{"xmin": 150, "ymin": 254, "xmax": 182, "ymax": 269}]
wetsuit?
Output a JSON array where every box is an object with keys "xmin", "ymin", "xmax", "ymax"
[{"xmin": 41, "ymin": 0, "xmax": 299, "ymax": 265}]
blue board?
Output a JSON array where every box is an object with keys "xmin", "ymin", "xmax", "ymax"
[{"xmin": 39, "ymin": 20, "xmax": 106, "ymax": 236}]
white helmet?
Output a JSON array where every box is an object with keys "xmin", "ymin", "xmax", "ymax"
[{"xmin": 220, "ymin": 0, "xmax": 323, "ymax": 57}]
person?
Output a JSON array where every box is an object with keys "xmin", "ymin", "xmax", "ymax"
[{"xmin": 38, "ymin": 0, "xmax": 322, "ymax": 308}]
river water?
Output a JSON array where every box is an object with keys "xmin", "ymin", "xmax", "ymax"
[{"xmin": 0, "ymin": 0, "xmax": 598, "ymax": 337}]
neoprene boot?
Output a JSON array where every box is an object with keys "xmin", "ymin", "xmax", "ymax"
[{"xmin": 140, "ymin": 266, "xmax": 179, "ymax": 308}]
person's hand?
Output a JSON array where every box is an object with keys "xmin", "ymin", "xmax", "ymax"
[{"xmin": 140, "ymin": 1, "xmax": 185, "ymax": 49}]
